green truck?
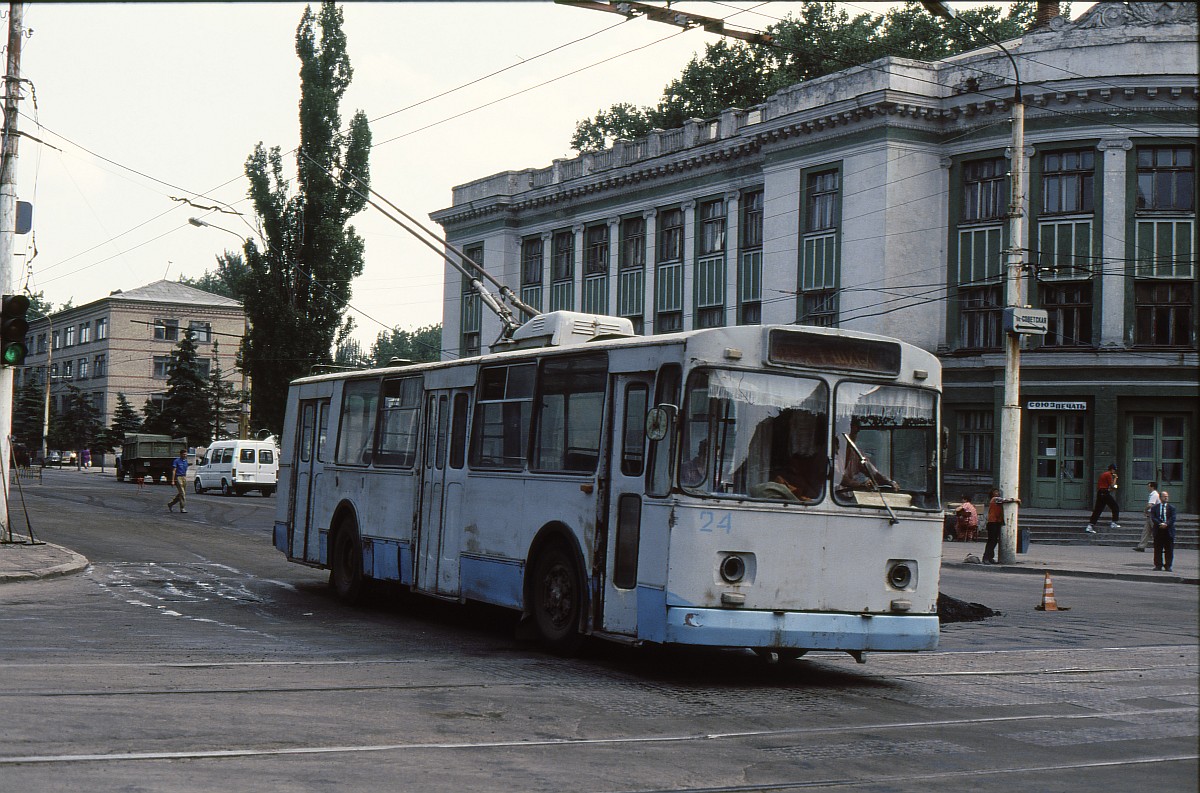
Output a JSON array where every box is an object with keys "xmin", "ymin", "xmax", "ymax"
[{"xmin": 115, "ymin": 433, "xmax": 188, "ymax": 484}]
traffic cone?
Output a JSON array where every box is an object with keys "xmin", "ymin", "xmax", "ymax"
[{"xmin": 1034, "ymin": 571, "xmax": 1070, "ymax": 611}]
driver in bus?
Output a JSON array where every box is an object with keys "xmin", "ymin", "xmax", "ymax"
[{"xmin": 839, "ymin": 426, "xmax": 898, "ymax": 491}]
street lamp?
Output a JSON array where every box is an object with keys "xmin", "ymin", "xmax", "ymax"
[
  {"xmin": 188, "ymin": 216, "xmax": 253, "ymax": 441},
  {"xmin": 922, "ymin": 1, "xmax": 1026, "ymax": 564}
]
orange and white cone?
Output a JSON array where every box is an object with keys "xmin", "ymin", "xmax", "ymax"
[{"xmin": 1035, "ymin": 571, "xmax": 1069, "ymax": 611}]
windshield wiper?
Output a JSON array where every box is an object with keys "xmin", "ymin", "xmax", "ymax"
[{"xmin": 842, "ymin": 433, "xmax": 899, "ymax": 525}]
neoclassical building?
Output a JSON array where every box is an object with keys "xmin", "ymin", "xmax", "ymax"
[{"xmin": 432, "ymin": 2, "xmax": 1198, "ymax": 512}]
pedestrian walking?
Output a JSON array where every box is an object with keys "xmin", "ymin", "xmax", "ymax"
[
  {"xmin": 167, "ymin": 449, "xmax": 188, "ymax": 514},
  {"xmin": 1152, "ymin": 490, "xmax": 1176, "ymax": 572},
  {"xmin": 1135, "ymin": 481, "xmax": 1160, "ymax": 552},
  {"xmin": 1084, "ymin": 463, "xmax": 1120, "ymax": 534}
]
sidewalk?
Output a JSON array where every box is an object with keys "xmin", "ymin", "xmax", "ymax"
[
  {"xmin": 941, "ymin": 539, "xmax": 1199, "ymax": 585},
  {"xmin": 2, "ymin": 532, "xmax": 1196, "ymax": 586}
]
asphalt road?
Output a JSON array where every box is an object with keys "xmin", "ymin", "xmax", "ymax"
[{"xmin": 1, "ymin": 470, "xmax": 1196, "ymax": 792}]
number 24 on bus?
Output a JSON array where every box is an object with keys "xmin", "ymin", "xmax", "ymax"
[{"xmin": 274, "ymin": 312, "xmax": 943, "ymax": 661}]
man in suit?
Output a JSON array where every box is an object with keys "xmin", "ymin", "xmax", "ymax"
[{"xmin": 1152, "ymin": 489, "xmax": 1177, "ymax": 573}]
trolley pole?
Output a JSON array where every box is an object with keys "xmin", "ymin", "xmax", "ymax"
[{"xmin": 0, "ymin": 2, "xmax": 25, "ymax": 536}]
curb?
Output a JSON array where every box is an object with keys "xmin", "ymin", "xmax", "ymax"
[
  {"xmin": 942, "ymin": 561, "xmax": 1198, "ymax": 586},
  {"xmin": 0, "ymin": 543, "xmax": 90, "ymax": 584}
]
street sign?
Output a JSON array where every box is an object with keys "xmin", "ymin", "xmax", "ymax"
[
  {"xmin": 16, "ymin": 201, "xmax": 31, "ymax": 234},
  {"xmin": 1004, "ymin": 307, "xmax": 1048, "ymax": 336}
]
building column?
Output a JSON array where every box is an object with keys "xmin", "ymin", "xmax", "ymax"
[
  {"xmin": 1097, "ymin": 137, "xmax": 1132, "ymax": 347},
  {"xmin": 681, "ymin": 200, "xmax": 696, "ymax": 331},
  {"xmin": 724, "ymin": 191, "xmax": 741, "ymax": 324},
  {"xmin": 540, "ymin": 232, "xmax": 552, "ymax": 309},
  {"xmin": 607, "ymin": 217, "xmax": 620, "ymax": 316},
  {"xmin": 643, "ymin": 209, "xmax": 657, "ymax": 332},
  {"xmin": 572, "ymin": 224, "xmax": 584, "ymax": 311}
]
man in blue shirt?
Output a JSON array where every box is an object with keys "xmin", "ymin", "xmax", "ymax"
[{"xmin": 168, "ymin": 449, "xmax": 189, "ymax": 514}]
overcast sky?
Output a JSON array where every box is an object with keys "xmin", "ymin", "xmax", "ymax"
[{"xmin": 12, "ymin": 1, "xmax": 1024, "ymax": 349}]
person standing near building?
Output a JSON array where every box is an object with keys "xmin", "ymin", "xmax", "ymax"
[
  {"xmin": 981, "ymin": 488, "xmax": 1003, "ymax": 564},
  {"xmin": 1135, "ymin": 481, "xmax": 1160, "ymax": 552},
  {"xmin": 1084, "ymin": 463, "xmax": 1120, "ymax": 534},
  {"xmin": 1152, "ymin": 490, "xmax": 1176, "ymax": 572},
  {"xmin": 167, "ymin": 449, "xmax": 188, "ymax": 514},
  {"xmin": 954, "ymin": 494, "xmax": 979, "ymax": 542}
]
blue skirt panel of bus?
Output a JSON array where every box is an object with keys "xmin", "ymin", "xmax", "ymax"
[
  {"xmin": 460, "ymin": 554, "xmax": 524, "ymax": 609},
  {"xmin": 361, "ymin": 538, "xmax": 411, "ymax": 585},
  {"xmin": 662, "ymin": 607, "xmax": 939, "ymax": 651},
  {"xmin": 637, "ymin": 585, "xmax": 668, "ymax": 643}
]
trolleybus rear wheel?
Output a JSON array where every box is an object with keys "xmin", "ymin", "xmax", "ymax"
[
  {"xmin": 530, "ymin": 541, "xmax": 584, "ymax": 654},
  {"xmin": 330, "ymin": 520, "xmax": 365, "ymax": 604}
]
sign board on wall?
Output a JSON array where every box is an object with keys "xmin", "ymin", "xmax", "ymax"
[{"xmin": 1027, "ymin": 401, "xmax": 1087, "ymax": 411}]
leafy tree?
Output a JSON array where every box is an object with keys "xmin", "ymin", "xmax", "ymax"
[
  {"xmin": 12, "ymin": 378, "xmax": 45, "ymax": 451},
  {"xmin": 369, "ymin": 324, "xmax": 442, "ymax": 365},
  {"xmin": 242, "ymin": 0, "xmax": 371, "ymax": 435},
  {"xmin": 23, "ymin": 290, "xmax": 54, "ymax": 320},
  {"xmin": 571, "ymin": 1, "xmax": 1040, "ymax": 151},
  {"xmin": 154, "ymin": 329, "xmax": 213, "ymax": 447},
  {"xmin": 56, "ymin": 386, "xmax": 101, "ymax": 468},
  {"xmin": 178, "ymin": 251, "xmax": 252, "ymax": 301},
  {"xmin": 334, "ymin": 336, "xmax": 366, "ymax": 367},
  {"xmin": 208, "ymin": 340, "xmax": 245, "ymax": 441}
]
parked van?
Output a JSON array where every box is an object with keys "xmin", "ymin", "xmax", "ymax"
[{"xmin": 194, "ymin": 439, "xmax": 279, "ymax": 497}]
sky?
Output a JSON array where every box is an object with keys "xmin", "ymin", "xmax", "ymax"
[{"xmin": 10, "ymin": 1, "xmax": 1025, "ymax": 349}]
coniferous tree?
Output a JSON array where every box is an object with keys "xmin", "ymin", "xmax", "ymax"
[
  {"xmin": 156, "ymin": 329, "xmax": 213, "ymax": 447},
  {"xmin": 57, "ymin": 386, "xmax": 101, "ymax": 469},
  {"xmin": 243, "ymin": 0, "xmax": 371, "ymax": 436},
  {"xmin": 12, "ymin": 378, "xmax": 46, "ymax": 451},
  {"xmin": 208, "ymin": 341, "xmax": 243, "ymax": 441},
  {"xmin": 98, "ymin": 392, "xmax": 142, "ymax": 454}
]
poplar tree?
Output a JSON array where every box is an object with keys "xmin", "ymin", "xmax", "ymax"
[{"xmin": 243, "ymin": 0, "xmax": 371, "ymax": 435}]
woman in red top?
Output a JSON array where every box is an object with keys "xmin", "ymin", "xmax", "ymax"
[{"xmin": 982, "ymin": 488, "xmax": 1003, "ymax": 564}]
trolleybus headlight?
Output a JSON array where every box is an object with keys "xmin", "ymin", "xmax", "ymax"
[
  {"xmin": 720, "ymin": 554, "xmax": 747, "ymax": 583},
  {"xmin": 886, "ymin": 562, "xmax": 914, "ymax": 590}
]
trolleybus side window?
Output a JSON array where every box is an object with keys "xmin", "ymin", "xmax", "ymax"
[
  {"xmin": 300, "ymin": 403, "xmax": 315, "ymax": 463},
  {"xmin": 646, "ymin": 363, "xmax": 681, "ymax": 497},
  {"xmin": 621, "ymin": 383, "xmax": 649, "ymax": 476},
  {"xmin": 317, "ymin": 402, "xmax": 329, "ymax": 462},
  {"xmin": 449, "ymin": 393, "xmax": 469, "ymax": 470},
  {"xmin": 376, "ymin": 376, "xmax": 422, "ymax": 467},
  {"xmin": 680, "ymin": 369, "xmax": 829, "ymax": 503},
  {"xmin": 335, "ymin": 378, "xmax": 381, "ymax": 466},
  {"xmin": 470, "ymin": 363, "xmax": 535, "ymax": 469},
  {"xmin": 533, "ymin": 354, "xmax": 607, "ymax": 473},
  {"xmin": 832, "ymin": 382, "xmax": 938, "ymax": 510}
]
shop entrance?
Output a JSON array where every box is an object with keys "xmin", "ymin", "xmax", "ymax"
[
  {"xmin": 1127, "ymin": 414, "xmax": 1189, "ymax": 513},
  {"xmin": 1030, "ymin": 412, "xmax": 1089, "ymax": 509}
]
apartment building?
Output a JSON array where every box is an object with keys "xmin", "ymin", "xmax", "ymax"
[
  {"xmin": 19, "ymin": 280, "xmax": 246, "ymax": 459},
  {"xmin": 432, "ymin": 2, "xmax": 1198, "ymax": 512}
]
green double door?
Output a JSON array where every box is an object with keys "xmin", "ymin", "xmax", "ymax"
[
  {"xmin": 1128, "ymin": 414, "xmax": 1189, "ymax": 513},
  {"xmin": 1030, "ymin": 413, "xmax": 1089, "ymax": 509}
]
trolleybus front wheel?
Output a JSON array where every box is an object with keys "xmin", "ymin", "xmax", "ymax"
[
  {"xmin": 530, "ymin": 542, "xmax": 584, "ymax": 655},
  {"xmin": 330, "ymin": 520, "xmax": 366, "ymax": 604}
]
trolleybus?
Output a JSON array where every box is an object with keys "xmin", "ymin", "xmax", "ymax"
[{"xmin": 274, "ymin": 312, "xmax": 942, "ymax": 659}]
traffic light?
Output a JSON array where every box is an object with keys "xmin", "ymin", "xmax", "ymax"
[{"xmin": 0, "ymin": 294, "xmax": 30, "ymax": 367}]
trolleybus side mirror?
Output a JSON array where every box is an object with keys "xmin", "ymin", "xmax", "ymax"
[{"xmin": 645, "ymin": 405, "xmax": 676, "ymax": 442}]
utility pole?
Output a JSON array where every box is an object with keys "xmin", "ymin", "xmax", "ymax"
[
  {"xmin": 922, "ymin": 1, "xmax": 1026, "ymax": 564},
  {"xmin": 0, "ymin": 2, "xmax": 25, "ymax": 535}
]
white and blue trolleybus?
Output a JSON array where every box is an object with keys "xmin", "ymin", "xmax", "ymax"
[{"xmin": 274, "ymin": 311, "xmax": 942, "ymax": 659}]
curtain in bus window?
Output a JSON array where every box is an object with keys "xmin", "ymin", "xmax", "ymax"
[
  {"xmin": 335, "ymin": 379, "xmax": 381, "ymax": 465},
  {"xmin": 534, "ymin": 355, "xmax": 607, "ymax": 473},
  {"xmin": 470, "ymin": 363, "xmax": 535, "ymax": 469},
  {"xmin": 376, "ymin": 377, "xmax": 422, "ymax": 467},
  {"xmin": 682, "ymin": 369, "xmax": 828, "ymax": 502},
  {"xmin": 833, "ymin": 382, "xmax": 937, "ymax": 508}
]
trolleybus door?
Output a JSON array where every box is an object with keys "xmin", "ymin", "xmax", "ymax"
[
  {"xmin": 292, "ymin": 398, "xmax": 329, "ymax": 563},
  {"xmin": 416, "ymin": 389, "xmax": 470, "ymax": 596},
  {"xmin": 601, "ymin": 372, "xmax": 653, "ymax": 635}
]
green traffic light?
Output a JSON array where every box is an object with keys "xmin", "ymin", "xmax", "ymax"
[{"xmin": 2, "ymin": 341, "xmax": 25, "ymax": 366}]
